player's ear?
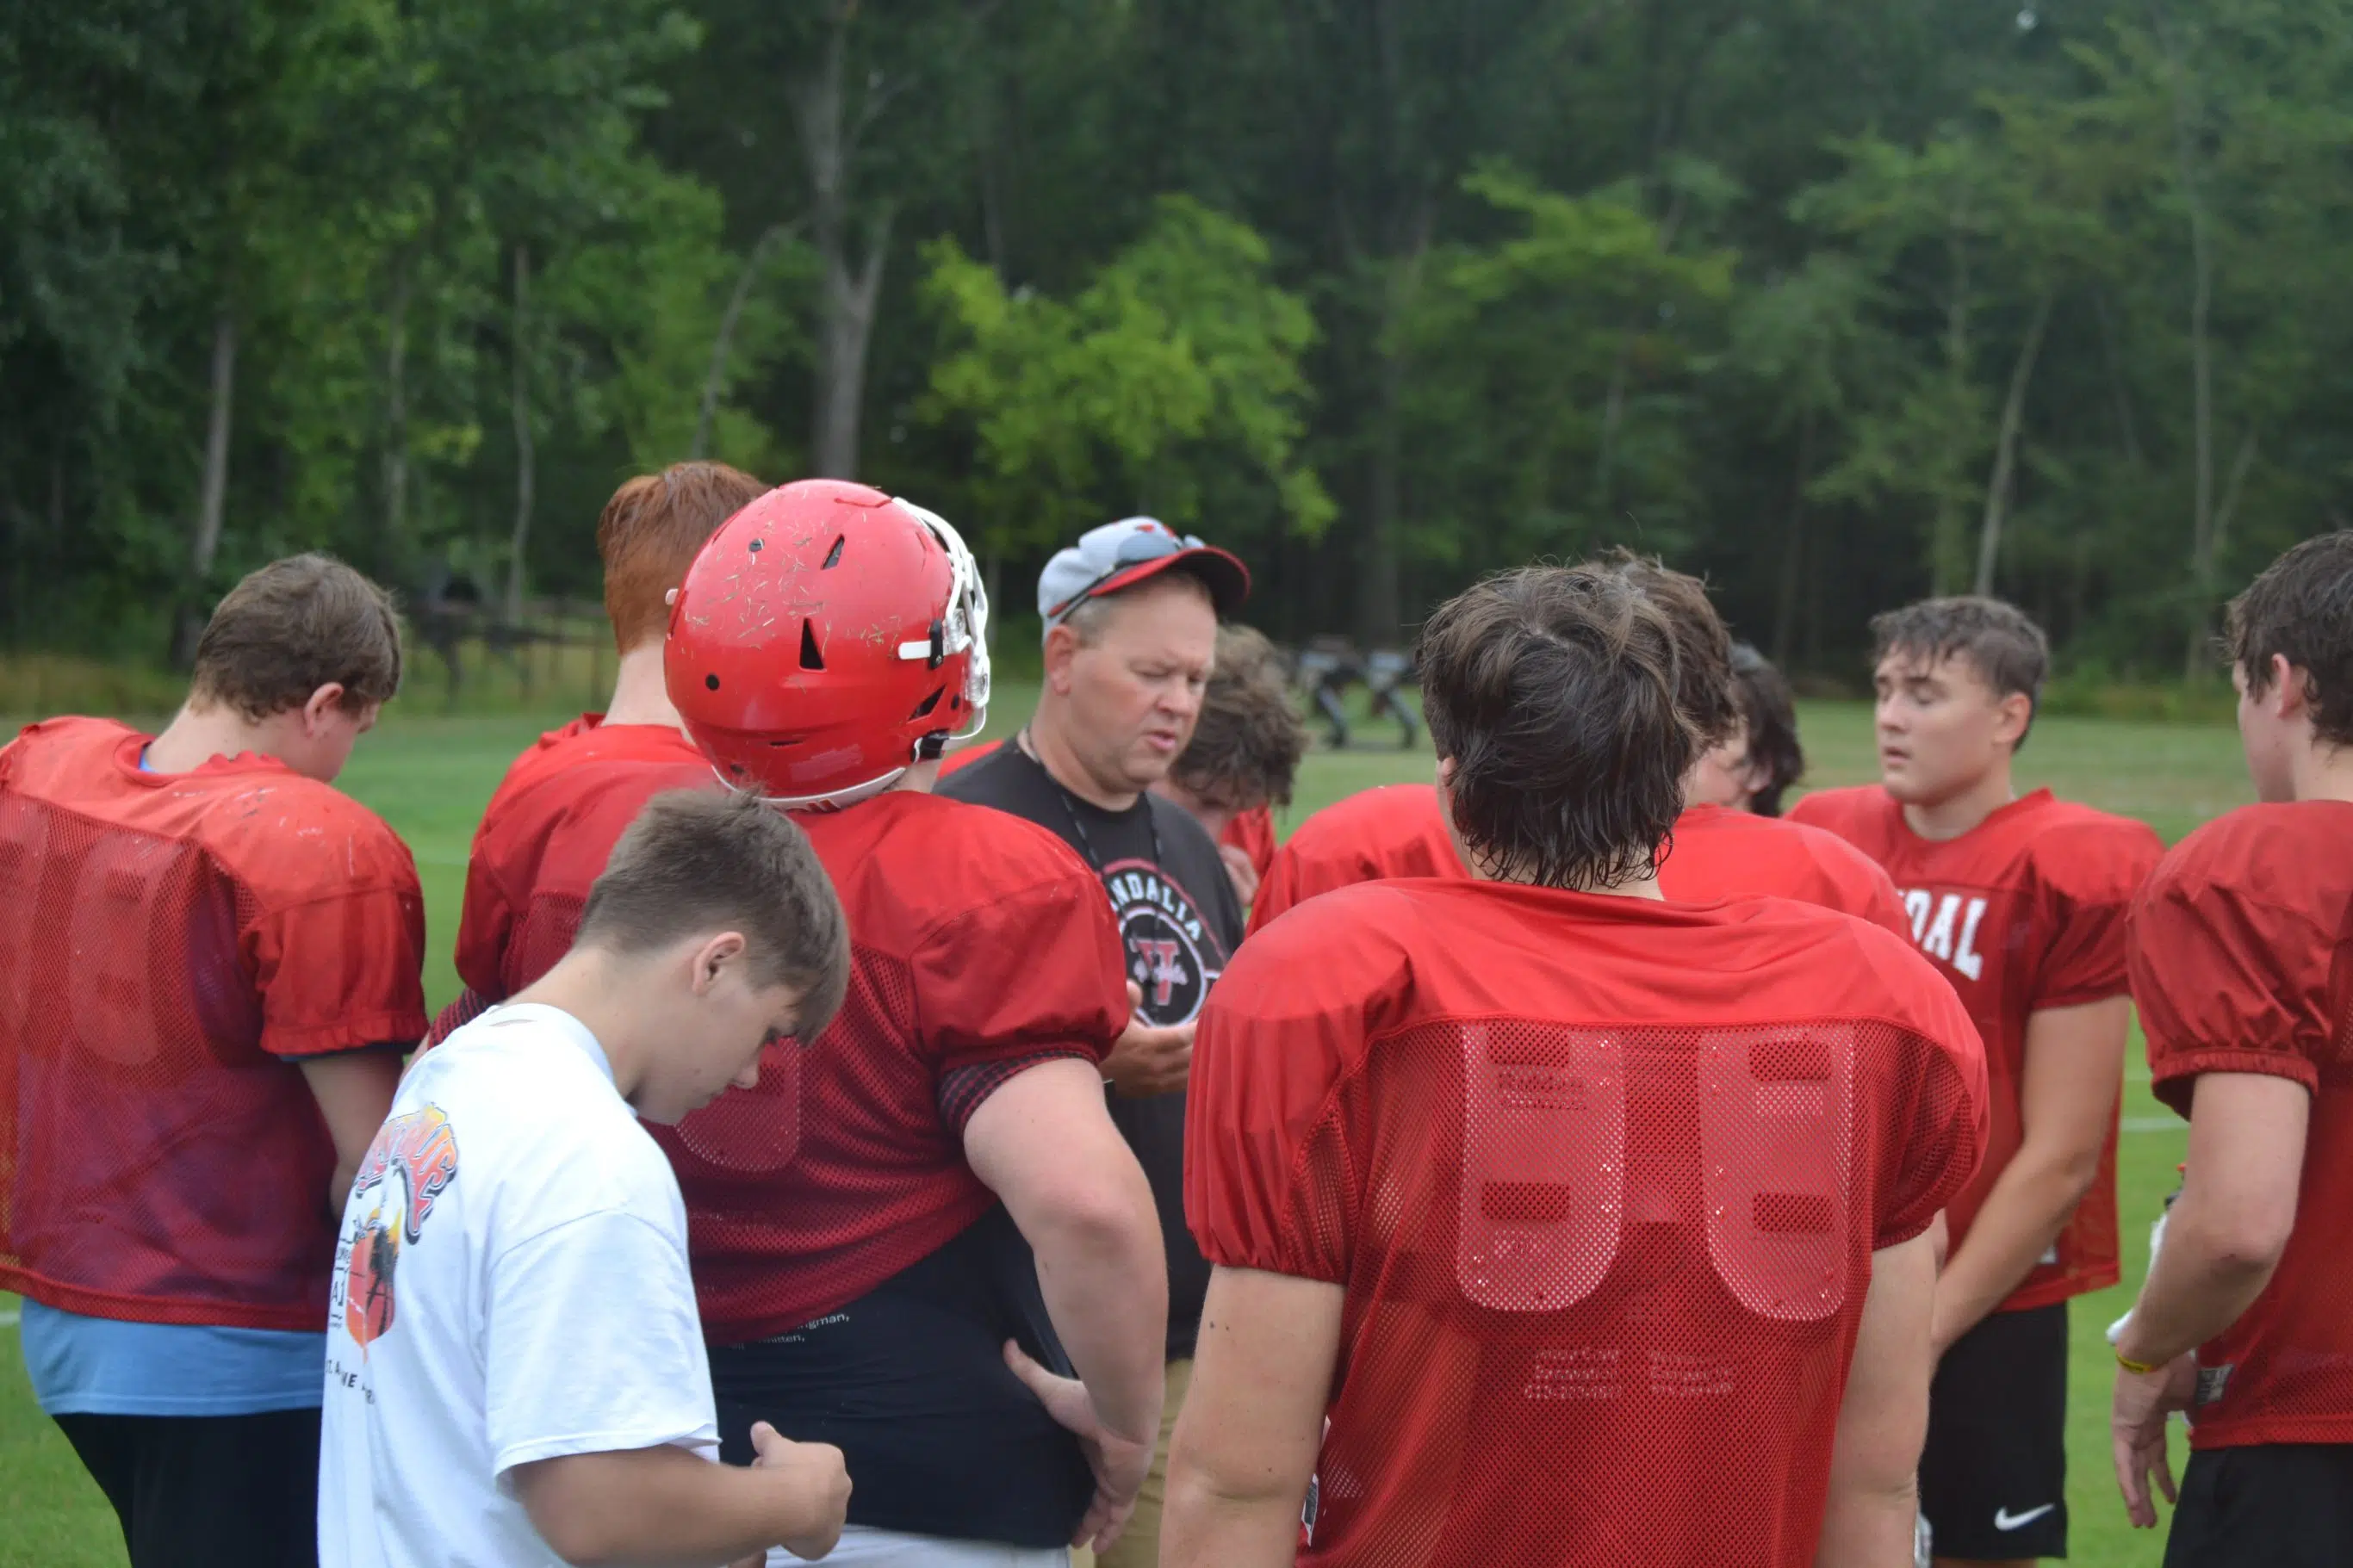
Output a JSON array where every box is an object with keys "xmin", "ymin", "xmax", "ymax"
[
  {"xmin": 301, "ymin": 683, "xmax": 349, "ymax": 734},
  {"xmin": 1043, "ymin": 623, "xmax": 1083, "ymax": 692},
  {"xmin": 688, "ymin": 932, "xmax": 749, "ymax": 995},
  {"xmin": 1992, "ymin": 691, "xmax": 2033, "ymax": 750},
  {"xmin": 2267, "ymin": 653, "xmax": 2306, "ymax": 719}
]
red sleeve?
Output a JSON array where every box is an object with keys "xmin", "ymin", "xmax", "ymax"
[
  {"xmin": 1223, "ymin": 806, "xmax": 1278, "ymax": 883},
  {"xmin": 912, "ymin": 866, "xmax": 1127, "ymax": 1075},
  {"xmin": 1245, "ymin": 841, "xmax": 1315, "ymax": 935},
  {"xmin": 450, "ymin": 845, "xmax": 517, "ymax": 1004},
  {"xmin": 2030, "ymin": 819, "xmax": 2164, "ymax": 1010},
  {"xmin": 1188, "ymin": 891, "xmax": 1413, "ymax": 1280},
  {"xmin": 245, "ymin": 824, "xmax": 430, "ymax": 1057},
  {"xmin": 1868, "ymin": 939, "xmax": 1991, "ymax": 1247},
  {"xmin": 1805, "ymin": 828, "xmax": 1910, "ymax": 939},
  {"xmin": 2130, "ymin": 826, "xmax": 2340, "ymax": 1119}
]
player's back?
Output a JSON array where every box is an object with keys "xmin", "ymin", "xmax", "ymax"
[
  {"xmin": 0, "ymin": 716, "xmax": 426, "ymax": 1327},
  {"xmin": 654, "ymin": 788, "xmax": 1126, "ymax": 1344},
  {"xmin": 1193, "ymin": 879, "xmax": 1987, "ymax": 1567},
  {"xmin": 1658, "ymin": 802, "xmax": 1910, "ymax": 935},
  {"xmin": 444, "ymin": 718, "xmax": 714, "ymax": 1032},
  {"xmin": 1248, "ymin": 783, "xmax": 1464, "ymax": 933}
]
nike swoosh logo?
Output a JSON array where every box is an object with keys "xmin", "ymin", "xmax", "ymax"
[{"xmin": 1995, "ymin": 1504, "xmax": 2057, "ymax": 1531}]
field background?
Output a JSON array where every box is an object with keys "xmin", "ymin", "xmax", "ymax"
[{"xmin": 0, "ymin": 685, "xmax": 2239, "ymax": 1566}]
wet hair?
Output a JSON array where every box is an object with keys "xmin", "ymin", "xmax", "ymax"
[
  {"xmin": 1870, "ymin": 595, "xmax": 2050, "ymax": 753},
  {"xmin": 1729, "ymin": 643, "xmax": 1804, "ymax": 816},
  {"xmin": 190, "ymin": 554, "xmax": 404, "ymax": 721},
  {"xmin": 1167, "ymin": 624, "xmax": 1307, "ymax": 812},
  {"xmin": 1419, "ymin": 565, "xmax": 1694, "ymax": 890},
  {"xmin": 598, "ymin": 463, "xmax": 767, "ymax": 653},
  {"xmin": 577, "ymin": 790, "xmax": 851, "ymax": 1039},
  {"xmin": 1599, "ymin": 551, "xmax": 1740, "ymax": 747},
  {"xmin": 2227, "ymin": 530, "xmax": 2353, "ymax": 748}
]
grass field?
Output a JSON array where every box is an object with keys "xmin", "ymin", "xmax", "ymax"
[{"xmin": 0, "ymin": 689, "xmax": 2241, "ymax": 1566}]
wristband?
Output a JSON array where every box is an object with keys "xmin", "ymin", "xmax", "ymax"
[{"xmin": 2115, "ymin": 1347, "xmax": 2164, "ymax": 1376}]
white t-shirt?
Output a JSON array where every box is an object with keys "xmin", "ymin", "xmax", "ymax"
[{"xmin": 319, "ymin": 1004, "xmax": 720, "ymax": 1568}]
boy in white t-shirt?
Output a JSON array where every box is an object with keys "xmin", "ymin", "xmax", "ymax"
[{"xmin": 320, "ymin": 789, "xmax": 855, "ymax": 1568}]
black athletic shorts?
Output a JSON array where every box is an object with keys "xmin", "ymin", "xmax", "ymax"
[
  {"xmin": 54, "ymin": 1408, "xmax": 321, "ymax": 1568},
  {"xmin": 1920, "ymin": 1302, "xmax": 2070, "ymax": 1559},
  {"xmin": 2163, "ymin": 1443, "xmax": 2353, "ymax": 1568}
]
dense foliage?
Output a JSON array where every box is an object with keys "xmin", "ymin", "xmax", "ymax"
[{"xmin": 4, "ymin": 0, "xmax": 2348, "ymax": 679}]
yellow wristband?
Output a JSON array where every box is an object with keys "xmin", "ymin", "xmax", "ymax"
[{"xmin": 2115, "ymin": 1347, "xmax": 2164, "ymax": 1375}]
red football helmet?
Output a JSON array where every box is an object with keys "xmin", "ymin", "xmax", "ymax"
[{"xmin": 665, "ymin": 479, "xmax": 991, "ymax": 809}]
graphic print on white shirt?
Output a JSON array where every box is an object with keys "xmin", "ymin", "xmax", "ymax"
[{"xmin": 333, "ymin": 1107, "xmax": 461, "ymax": 1352}]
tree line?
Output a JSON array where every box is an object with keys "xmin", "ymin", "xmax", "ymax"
[{"xmin": 5, "ymin": 0, "xmax": 2349, "ymax": 682}]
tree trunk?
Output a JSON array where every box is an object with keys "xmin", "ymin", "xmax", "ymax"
[
  {"xmin": 694, "ymin": 224, "xmax": 792, "ymax": 460},
  {"xmin": 1932, "ymin": 214, "xmax": 1975, "ymax": 595},
  {"xmin": 1972, "ymin": 289, "xmax": 2054, "ymax": 597},
  {"xmin": 792, "ymin": 9, "xmax": 898, "ymax": 480},
  {"xmin": 2091, "ymin": 288, "xmax": 2145, "ymax": 468},
  {"xmin": 173, "ymin": 308, "xmax": 239, "ymax": 666},
  {"xmin": 1772, "ymin": 409, "xmax": 1815, "ymax": 666},
  {"xmin": 503, "ymin": 244, "xmax": 534, "ymax": 626},
  {"xmin": 1359, "ymin": 216, "xmax": 1431, "ymax": 648},
  {"xmin": 2161, "ymin": 16, "xmax": 2218, "ymax": 679},
  {"xmin": 382, "ymin": 254, "xmax": 413, "ymax": 566}
]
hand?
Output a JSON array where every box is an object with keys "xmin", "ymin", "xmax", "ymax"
[
  {"xmin": 1102, "ymin": 981, "xmax": 1195, "ymax": 1098},
  {"xmin": 749, "ymin": 1420, "xmax": 852, "ymax": 1561},
  {"xmin": 1004, "ymin": 1340, "xmax": 1155, "ymax": 1554},
  {"xmin": 1219, "ymin": 843, "xmax": 1261, "ymax": 908},
  {"xmin": 2111, "ymin": 1353, "xmax": 2195, "ymax": 1528}
]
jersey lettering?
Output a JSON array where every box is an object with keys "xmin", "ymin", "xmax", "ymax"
[
  {"xmin": 1900, "ymin": 889, "xmax": 1989, "ymax": 983},
  {"xmin": 672, "ymin": 1036, "xmax": 802, "ymax": 1174},
  {"xmin": 1457, "ymin": 1024, "xmax": 1624, "ymax": 1312},
  {"xmin": 1697, "ymin": 1026, "xmax": 1853, "ymax": 1321}
]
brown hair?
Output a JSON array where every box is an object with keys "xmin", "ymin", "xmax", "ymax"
[
  {"xmin": 1168, "ymin": 624, "xmax": 1307, "ymax": 812},
  {"xmin": 189, "ymin": 554, "xmax": 404, "ymax": 721},
  {"xmin": 1870, "ymin": 595, "xmax": 2050, "ymax": 751},
  {"xmin": 1729, "ymin": 643, "xmax": 1805, "ymax": 816},
  {"xmin": 577, "ymin": 790, "xmax": 851, "ymax": 1039},
  {"xmin": 2227, "ymin": 530, "xmax": 2353, "ymax": 748},
  {"xmin": 1419, "ymin": 565, "xmax": 1694, "ymax": 890},
  {"xmin": 1600, "ymin": 550, "xmax": 1739, "ymax": 746},
  {"xmin": 599, "ymin": 462, "xmax": 767, "ymax": 652}
]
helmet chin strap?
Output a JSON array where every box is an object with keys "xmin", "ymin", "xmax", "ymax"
[{"xmin": 729, "ymin": 764, "xmax": 911, "ymax": 815}]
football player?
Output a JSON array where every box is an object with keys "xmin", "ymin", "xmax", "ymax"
[
  {"xmin": 659, "ymin": 480, "xmax": 1168, "ymax": 1566},
  {"xmin": 0, "ymin": 555, "xmax": 425, "ymax": 1568},
  {"xmin": 1790, "ymin": 597, "xmax": 2163, "ymax": 1567},
  {"xmin": 1160, "ymin": 564, "xmax": 1990, "ymax": 1566},
  {"xmin": 1248, "ymin": 557, "xmax": 1907, "ymax": 938},
  {"xmin": 2111, "ymin": 530, "xmax": 2353, "ymax": 1566},
  {"xmin": 429, "ymin": 462, "xmax": 767, "ymax": 1042},
  {"xmin": 1691, "ymin": 642, "xmax": 1807, "ymax": 817}
]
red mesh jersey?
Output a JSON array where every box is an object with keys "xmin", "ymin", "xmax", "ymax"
[
  {"xmin": 0, "ymin": 717, "xmax": 427, "ymax": 1329},
  {"xmin": 655, "ymin": 790, "xmax": 1128, "ymax": 1343},
  {"xmin": 1189, "ymin": 879, "xmax": 1988, "ymax": 1568},
  {"xmin": 1249, "ymin": 785, "xmax": 1464, "ymax": 935},
  {"xmin": 438, "ymin": 716, "xmax": 713, "ymax": 1040},
  {"xmin": 1222, "ymin": 804, "xmax": 1278, "ymax": 885},
  {"xmin": 2131, "ymin": 800, "xmax": 2353, "ymax": 1449},
  {"xmin": 1788, "ymin": 785, "xmax": 2163, "ymax": 1309},
  {"xmin": 1658, "ymin": 803, "xmax": 1911, "ymax": 938}
]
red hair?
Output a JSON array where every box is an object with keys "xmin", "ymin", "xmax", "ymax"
[{"xmin": 597, "ymin": 462, "xmax": 767, "ymax": 651}]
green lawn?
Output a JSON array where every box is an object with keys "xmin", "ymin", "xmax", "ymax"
[{"xmin": 1, "ymin": 692, "xmax": 2235, "ymax": 1566}]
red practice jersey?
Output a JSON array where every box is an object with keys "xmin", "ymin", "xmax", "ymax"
[
  {"xmin": 1661, "ymin": 803, "xmax": 1911, "ymax": 938},
  {"xmin": 438, "ymin": 716, "xmax": 712, "ymax": 1039},
  {"xmin": 1251, "ymin": 784, "xmax": 1908, "ymax": 937},
  {"xmin": 2130, "ymin": 800, "xmax": 2353, "ymax": 1449},
  {"xmin": 655, "ymin": 790, "xmax": 1128, "ymax": 1342},
  {"xmin": 0, "ymin": 717, "xmax": 427, "ymax": 1329},
  {"xmin": 1789, "ymin": 785, "xmax": 2163, "ymax": 1309},
  {"xmin": 1189, "ymin": 878, "xmax": 1988, "ymax": 1567}
]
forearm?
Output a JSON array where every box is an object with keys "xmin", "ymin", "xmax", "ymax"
[
  {"xmin": 1812, "ymin": 1474, "xmax": 1918, "ymax": 1568},
  {"xmin": 1030, "ymin": 1157, "xmax": 1169, "ymax": 1444},
  {"xmin": 2116, "ymin": 1201, "xmax": 2282, "ymax": 1368},
  {"xmin": 520, "ymin": 1447, "xmax": 825, "ymax": 1567},
  {"xmin": 1934, "ymin": 1147, "xmax": 2098, "ymax": 1343},
  {"xmin": 1161, "ymin": 1472, "xmax": 1306, "ymax": 1568}
]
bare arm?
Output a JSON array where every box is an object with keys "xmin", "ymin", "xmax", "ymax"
[
  {"xmin": 299, "ymin": 1047, "xmax": 407, "ymax": 1213},
  {"xmin": 1932, "ymin": 995, "xmax": 2127, "ymax": 1351},
  {"xmin": 511, "ymin": 1422, "xmax": 849, "ymax": 1566},
  {"xmin": 965, "ymin": 1057, "xmax": 1168, "ymax": 1546},
  {"xmin": 2112, "ymin": 1072, "xmax": 2309, "ymax": 1526},
  {"xmin": 1163, "ymin": 1267, "xmax": 1341, "ymax": 1568},
  {"xmin": 1816, "ymin": 1230, "xmax": 1937, "ymax": 1568}
]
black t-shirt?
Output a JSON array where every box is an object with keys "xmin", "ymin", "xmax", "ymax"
[{"xmin": 940, "ymin": 741, "xmax": 1244, "ymax": 1360}]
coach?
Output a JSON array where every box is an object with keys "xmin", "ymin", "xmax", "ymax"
[{"xmin": 941, "ymin": 517, "xmax": 1250, "ymax": 1568}]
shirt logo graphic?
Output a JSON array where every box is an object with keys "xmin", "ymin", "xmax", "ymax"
[
  {"xmin": 1993, "ymin": 1504, "xmax": 2056, "ymax": 1531},
  {"xmin": 332, "ymin": 1106, "xmax": 461, "ymax": 1352},
  {"xmin": 1900, "ymin": 889, "xmax": 1989, "ymax": 982},
  {"xmin": 1101, "ymin": 858, "xmax": 1225, "ymax": 1026}
]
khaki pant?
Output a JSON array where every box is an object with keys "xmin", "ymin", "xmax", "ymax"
[{"xmin": 1072, "ymin": 1357, "xmax": 1192, "ymax": 1568}]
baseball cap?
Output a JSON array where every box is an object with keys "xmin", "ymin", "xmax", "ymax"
[{"xmin": 1038, "ymin": 517, "xmax": 1251, "ymax": 633}]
